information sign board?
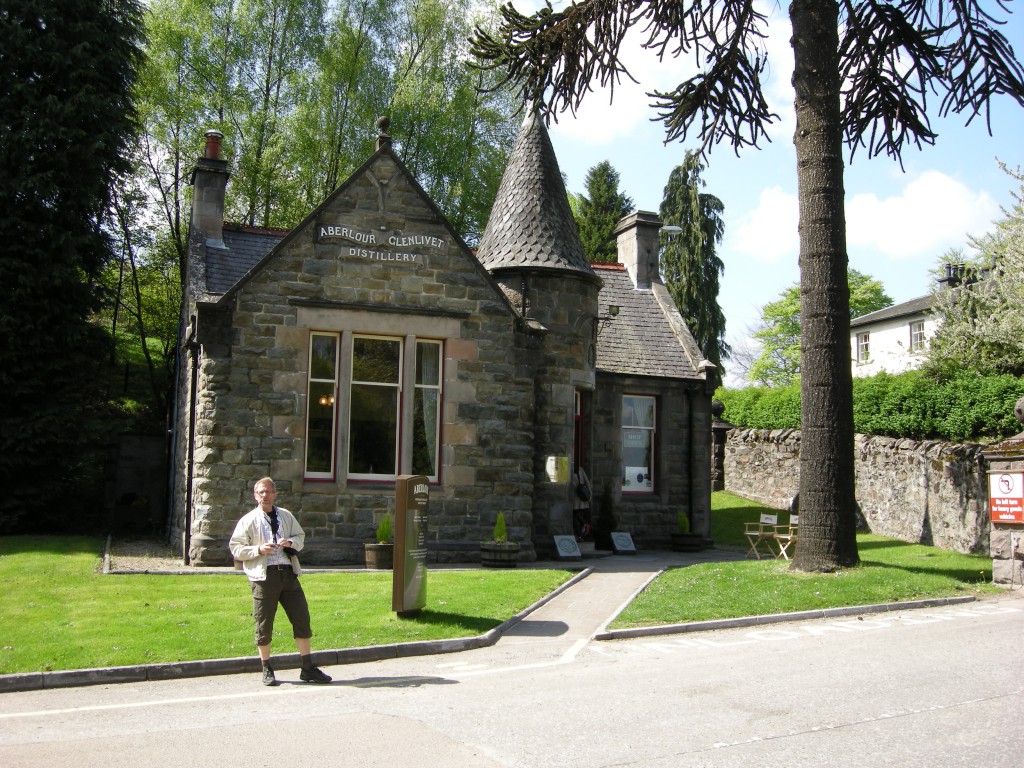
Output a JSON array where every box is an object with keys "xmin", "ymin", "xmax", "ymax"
[{"xmin": 393, "ymin": 475, "xmax": 429, "ymax": 616}]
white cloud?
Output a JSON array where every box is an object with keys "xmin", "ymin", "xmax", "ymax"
[
  {"xmin": 731, "ymin": 186, "xmax": 799, "ymax": 263},
  {"xmin": 521, "ymin": 0, "xmax": 797, "ymax": 148},
  {"xmin": 548, "ymin": 26, "xmax": 699, "ymax": 146},
  {"xmin": 846, "ymin": 171, "xmax": 1000, "ymax": 260},
  {"xmin": 760, "ymin": 5, "xmax": 796, "ymax": 143},
  {"xmin": 727, "ymin": 170, "xmax": 998, "ymax": 268}
]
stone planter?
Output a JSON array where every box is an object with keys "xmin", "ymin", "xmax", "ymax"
[
  {"xmin": 480, "ymin": 541, "xmax": 520, "ymax": 568},
  {"xmin": 364, "ymin": 543, "xmax": 394, "ymax": 570},
  {"xmin": 671, "ymin": 532, "xmax": 704, "ymax": 552}
]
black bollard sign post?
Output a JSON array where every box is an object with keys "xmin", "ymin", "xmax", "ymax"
[{"xmin": 393, "ymin": 474, "xmax": 428, "ymax": 617}]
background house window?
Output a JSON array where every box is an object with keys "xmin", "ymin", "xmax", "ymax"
[
  {"xmin": 621, "ymin": 395, "xmax": 655, "ymax": 493},
  {"xmin": 910, "ymin": 321, "xmax": 926, "ymax": 353},
  {"xmin": 305, "ymin": 332, "xmax": 339, "ymax": 478},
  {"xmin": 856, "ymin": 332, "xmax": 870, "ymax": 364}
]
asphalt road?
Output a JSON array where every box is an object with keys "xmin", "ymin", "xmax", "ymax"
[{"xmin": 1, "ymin": 590, "xmax": 1022, "ymax": 767}]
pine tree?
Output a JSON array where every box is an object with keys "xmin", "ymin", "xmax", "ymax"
[
  {"xmin": 0, "ymin": 0, "xmax": 145, "ymax": 529},
  {"xmin": 659, "ymin": 152, "xmax": 728, "ymax": 385},
  {"xmin": 575, "ymin": 161, "xmax": 634, "ymax": 262}
]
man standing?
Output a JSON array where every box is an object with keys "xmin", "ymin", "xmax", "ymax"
[{"xmin": 229, "ymin": 477, "xmax": 332, "ymax": 686}]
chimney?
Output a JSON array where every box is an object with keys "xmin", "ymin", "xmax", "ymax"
[
  {"xmin": 189, "ymin": 129, "xmax": 230, "ymax": 248},
  {"xmin": 614, "ymin": 211, "xmax": 663, "ymax": 289},
  {"xmin": 936, "ymin": 262, "xmax": 980, "ymax": 290}
]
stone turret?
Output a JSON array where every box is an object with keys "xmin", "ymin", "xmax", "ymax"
[{"xmin": 476, "ymin": 110, "xmax": 600, "ymax": 548}]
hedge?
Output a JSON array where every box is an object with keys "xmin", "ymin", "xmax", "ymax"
[{"xmin": 715, "ymin": 370, "xmax": 1024, "ymax": 443}]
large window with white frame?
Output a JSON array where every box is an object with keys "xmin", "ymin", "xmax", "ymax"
[
  {"xmin": 621, "ymin": 395, "xmax": 655, "ymax": 493},
  {"xmin": 304, "ymin": 333, "xmax": 442, "ymax": 482}
]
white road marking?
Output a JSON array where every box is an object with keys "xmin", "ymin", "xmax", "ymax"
[{"xmin": 439, "ymin": 638, "xmax": 590, "ymax": 679}]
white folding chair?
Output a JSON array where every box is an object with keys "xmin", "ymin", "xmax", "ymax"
[
  {"xmin": 744, "ymin": 513, "xmax": 778, "ymax": 559},
  {"xmin": 774, "ymin": 515, "xmax": 799, "ymax": 560}
]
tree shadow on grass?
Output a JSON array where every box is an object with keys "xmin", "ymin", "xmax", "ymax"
[
  {"xmin": 856, "ymin": 538, "xmax": 991, "ymax": 584},
  {"xmin": 401, "ymin": 610, "xmax": 504, "ymax": 634},
  {"xmin": 0, "ymin": 535, "xmax": 102, "ymax": 557}
]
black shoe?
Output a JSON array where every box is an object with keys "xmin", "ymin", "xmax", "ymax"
[
  {"xmin": 299, "ymin": 666, "xmax": 332, "ymax": 684},
  {"xmin": 262, "ymin": 666, "xmax": 277, "ymax": 686}
]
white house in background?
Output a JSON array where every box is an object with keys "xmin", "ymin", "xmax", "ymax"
[
  {"xmin": 849, "ymin": 294, "xmax": 935, "ymax": 377},
  {"xmin": 848, "ymin": 263, "xmax": 983, "ymax": 377}
]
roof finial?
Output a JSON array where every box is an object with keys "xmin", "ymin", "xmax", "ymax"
[{"xmin": 376, "ymin": 115, "xmax": 392, "ymax": 151}]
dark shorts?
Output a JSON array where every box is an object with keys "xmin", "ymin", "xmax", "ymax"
[{"xmin": 250, "ymin": 566, "xmax": 312, "ymax": 646}]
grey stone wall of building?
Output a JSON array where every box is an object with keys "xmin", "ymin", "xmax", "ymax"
[
  {"xmin": 495, "ymin": 270, "xmax": 600, "ymax": 553},
  {"xmin": 723, "ymin": 428, "xmax": 989, "ymax": 554},
  {"xmin": 177, "ymin": 154, "xmax": 540, "ymax": 565},
  {"xmin": 590, "ymin": 373, "xmax": 713, "ymax": 549}
]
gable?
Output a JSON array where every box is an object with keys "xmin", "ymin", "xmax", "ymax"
[{"xmin": 206, "ymin": 149, "xmax": 514, "ymax": 317}]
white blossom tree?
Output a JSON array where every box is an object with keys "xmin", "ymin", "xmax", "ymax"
[{"xmin": 928, "ymin": 164, "xmax": 1024, "ymax": 377}]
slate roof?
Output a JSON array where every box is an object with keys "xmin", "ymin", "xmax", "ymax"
[
  {"xmin": 595, "ymin": 264, "xmax": 706, "ymax": 380},
  {"xmin": 850, "ymin": 293, "xmax": 933, "ymax": 328},
  {"xmin": 206, "ymin": 223, "xmax": 286, "ymax": 294},
  {"xmin": 475, "ymin": 111, "xmax": 595, "ymax": 278}
]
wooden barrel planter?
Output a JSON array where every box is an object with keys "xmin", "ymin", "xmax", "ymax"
[
  {"xmin": 364, "ymin": 543, "xmax": 394, "ymax": 569},
  {"xmin": 480, "ymin": 541, "xmax": 520, "ymax": 568},
  {"xmin": 670, "ymin": 532, "xmax": 704, "ymax": 552}
]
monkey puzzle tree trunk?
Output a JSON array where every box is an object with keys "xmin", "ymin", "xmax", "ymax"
[{"xmin": 789, "ymin": 0, "xmax": 860, "ymax": 571}]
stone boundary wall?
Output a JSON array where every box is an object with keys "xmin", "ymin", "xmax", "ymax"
[{"xmin": 723, "ymin": 429, "xmax": 989, "ymax": 554}]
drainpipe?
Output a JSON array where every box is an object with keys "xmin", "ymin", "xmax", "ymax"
[
  {"xmin": 687, "ymin": 387, "xmax": 696, "ymax": 533},
  {"xmin": 183, "ymin": 315, "xmax": 199, "ymax": 565}
]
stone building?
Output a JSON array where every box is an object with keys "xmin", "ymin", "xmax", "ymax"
[{"xmin": 171, "ymin": 114, "xmax": 715, "ymax": 565}]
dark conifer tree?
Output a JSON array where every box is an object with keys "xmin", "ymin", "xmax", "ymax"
[
  {"xmin": 659, "ymin": 152, "xmax": 728, "ymax": 386},
  {"xmin": 575, "ymin": 160, "xmax": 634, "ymax": 262},
  {"xmin": 0, "ymin": 0, "xmax": 145, "ymax": 529}
]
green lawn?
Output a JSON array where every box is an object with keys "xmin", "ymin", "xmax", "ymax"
[
  {"xmin": 0, "ymin": 536, "xmax": 572, "ymax": 674},
  {"xmin": 613, "ymin": 491, "xmax": 998, "ymax": 628},
  {"xmin": 1, "ymin": 494, "xmax": 1001, "ymax": 673}
]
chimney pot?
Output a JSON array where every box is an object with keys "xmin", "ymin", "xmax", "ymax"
[
  {"xmin": 191, "ymin": 130, "xmax": 230, "ymax": 249},
  {"xmin": 204, "ymin": 129, "xmax": 224, "ymax": 160}
]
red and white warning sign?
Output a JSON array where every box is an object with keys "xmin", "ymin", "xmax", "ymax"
[{"xmin": 989, "ymin": 472, "xmax": 1024, "ymax": 524}]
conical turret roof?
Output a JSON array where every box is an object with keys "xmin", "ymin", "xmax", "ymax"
[{"xmin": 476, "ymin": 110, "xmax": 594, "ymax": 277}]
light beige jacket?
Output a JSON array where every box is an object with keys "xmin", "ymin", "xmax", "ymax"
[{"xmin": 228, "ymin": 506, "xmax": 305, "ymax": 581}]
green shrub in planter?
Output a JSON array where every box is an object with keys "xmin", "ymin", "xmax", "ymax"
[{"xmin": 376, "ymin": 513, "xmax": 393, "ymax": 544}]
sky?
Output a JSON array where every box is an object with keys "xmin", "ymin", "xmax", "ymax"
[{"xmin": 508, "ymin": 0, "xmax": 1024, "ymax": 386}]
